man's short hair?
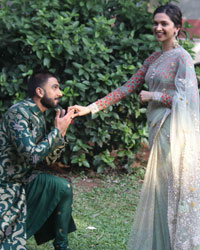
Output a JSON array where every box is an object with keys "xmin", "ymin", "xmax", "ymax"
[{"xmin": 27, "ymin": 72, "xmax": 56, "ymax": 98}]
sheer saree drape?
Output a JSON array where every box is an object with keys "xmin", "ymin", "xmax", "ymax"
[{"xmin": 127, "ymin": 47, "xmax": 200, "ymax": 250}]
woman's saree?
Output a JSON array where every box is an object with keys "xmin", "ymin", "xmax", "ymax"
[{"xmin": 127, "ymin": 47, "xmax": 200, "ymax": 250}]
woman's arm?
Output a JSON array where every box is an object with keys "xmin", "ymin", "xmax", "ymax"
[
  {"xmin": 152, "ymin": 92, "xmax": 173, "ymax": 107},
  {"xmin": 70, "ymin": 52, "xmax": 161, "ymax": 115}
]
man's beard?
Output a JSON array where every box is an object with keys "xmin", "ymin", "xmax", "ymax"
[{"xmin": 41, "ymin": 92, "xmax": 59, "ymax": 109}]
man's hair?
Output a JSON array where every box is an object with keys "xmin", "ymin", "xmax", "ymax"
[{"xmin": 27, "ymin": 72, "xmax": 56, "ymax": 98}]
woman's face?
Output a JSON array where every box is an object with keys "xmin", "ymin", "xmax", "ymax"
[{"xmin": 153, "ymin": 13, "xmax": 179, "ymax": 44}]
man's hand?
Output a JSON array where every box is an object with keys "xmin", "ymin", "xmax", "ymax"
[
  {"xmin": 68, "ymin": 105, "xmax": 90, "ymax": 116},
  {"xmin": 55, "ymin": 109, "xmax": 76, "ymax": 137},
  {"xmin": 139, "ymin": 91, "xmax": 153, "ymax": 104}
]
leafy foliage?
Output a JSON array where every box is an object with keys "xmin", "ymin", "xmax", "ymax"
[{"xmin": 0, "ymin": 0, "xmax": 197, "ymax": 172}]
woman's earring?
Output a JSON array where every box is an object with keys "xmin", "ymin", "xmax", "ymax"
[{"xmin": 173, "ymin": 31, "xmax": 179, "ymax": 49}]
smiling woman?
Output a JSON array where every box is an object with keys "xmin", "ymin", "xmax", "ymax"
[
  {"xmin": 152, "ymin": 4, "xmax": 182, "ymax": 52},
  {"xmin": 150, "ymin": 0, "xmax": 200, "ymax": 64},
  {"xmin": 68, "ymin": 3, "xmax": 200, "ymax": 250},
  {"xmin": 153, "ymin": 14, "xmax": 179, "ymax": 48}
]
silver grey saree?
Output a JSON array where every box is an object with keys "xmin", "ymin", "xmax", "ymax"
[
  {"xmin": 127, "ymin": 47, "xmax": 200, "ymax": 250},
  {"xmin": 88, "ymin": 46, "xmax": 200, "ymax": 250}
]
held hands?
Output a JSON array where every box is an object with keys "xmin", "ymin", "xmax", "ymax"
[
  {"xmin": 139, "ymin": 91, "xmax": 153, "ymax": 104},
  {"xmin": 68, "ymin": 105, "xmax": 90, "ymax": 116},
  {"xmin": 55, "ymin": 109, "xmax": 78, "ymax": 137},
  {"xmin": 55, "ymin": 105, "xmax": 91, "ymax": 137}
]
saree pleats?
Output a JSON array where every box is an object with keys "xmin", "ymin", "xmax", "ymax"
[{"xmin": 127, "ymin": 115, "xmax": 171, "ymax": 250}]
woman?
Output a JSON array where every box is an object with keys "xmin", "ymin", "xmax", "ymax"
[{"xmin": 69, "ymin": 4, "xmax": 200, "ymax": 250}]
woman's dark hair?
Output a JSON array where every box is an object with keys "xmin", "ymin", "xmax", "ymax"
[
  {"xmin": 27, "ymin": 72, "xmax": 56, "ymax": 98},
  {"xmin": 153, "ymin": 4, "xmax": 182, "ymax": 32}
]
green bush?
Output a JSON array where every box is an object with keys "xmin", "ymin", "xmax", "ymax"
[{"xmin": 0, "ymin": 0, "xmax": 196, "ymax": 172}]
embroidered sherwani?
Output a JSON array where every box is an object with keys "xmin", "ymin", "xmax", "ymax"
[
  {"xmin": 88, "ymin": 47, "xmax": 200, "ymax": 250},
  {"xmin": 0, "ymin": 98, "xmax": 76, "ymax": 249}
]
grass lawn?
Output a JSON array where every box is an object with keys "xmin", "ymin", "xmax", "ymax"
[{"xmin": 27, "ymin": 173, "xmax": 143, "ymax": 250}]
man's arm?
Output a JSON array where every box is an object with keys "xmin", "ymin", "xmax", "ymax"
[
  {"xmin": 4, "ymin": 108, "xmax": 75, "ymax": 166},
  {"xmin": 45, "ymin": 109, "xmax": 77, "ymax": 165}
]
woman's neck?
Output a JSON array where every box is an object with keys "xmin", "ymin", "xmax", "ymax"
[{"xmin": 162, "ymin": 40, "xmax": 174, "ymax": 52}]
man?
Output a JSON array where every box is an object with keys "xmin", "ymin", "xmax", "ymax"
[{"xmin": 0, "ymin": 72, "xmax": 76, "ymax": 250}]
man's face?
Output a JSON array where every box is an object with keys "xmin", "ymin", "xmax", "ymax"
[{"xmin": 40, "ymin": 77, "xmax": 63, "ymax": 109}]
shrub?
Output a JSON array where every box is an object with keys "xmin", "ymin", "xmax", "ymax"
[{"xmin": 0, "ymin": 0, "xmax": 196, "ymax": 172}]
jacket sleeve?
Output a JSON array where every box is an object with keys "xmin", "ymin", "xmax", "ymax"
[{"xmin": 4, "ymin": 108, "xmax": 66, "ymax": 166}]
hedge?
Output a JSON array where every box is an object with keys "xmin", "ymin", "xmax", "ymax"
[{"xmin": 0, "ymin": 0, "xmax": 198, "ymax": 172}]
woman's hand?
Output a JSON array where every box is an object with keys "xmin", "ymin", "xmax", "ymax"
[
  {"xmin": 68, "ymin": 105, "xmax": 91, "ymax": 116},
  {"xmin": 139, "ymin": 91, "xmax": 153, "ymax": 104}
]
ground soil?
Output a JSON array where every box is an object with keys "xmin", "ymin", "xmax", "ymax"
[
  {"xmin": 74, "ymin": 177, "xmax": 103, "ymax": 190},
  {"xmin": 132, "ymin": 143, "xmax": 150, "ymax": 168},
  {"xmin": 40, "ymin": 144, "xmax": 150, "ymax": 190}
]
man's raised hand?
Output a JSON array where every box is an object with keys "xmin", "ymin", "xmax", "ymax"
[{"xmin": 55, "ymin": 109, "xmax": 76, "ymax": 137}]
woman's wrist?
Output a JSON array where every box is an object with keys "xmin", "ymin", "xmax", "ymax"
[
  {"xmin": 152, "ymin": 92, "xmax": 163, "ymax": 102},
  {"xmin": 87, "ymin": 103, "xmax": 99, "ymax": 114}
]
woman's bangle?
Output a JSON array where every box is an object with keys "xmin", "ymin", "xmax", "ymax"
[{"xmin": 87, "ymin": 103, "xmax": 99, "ymax": 114}]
